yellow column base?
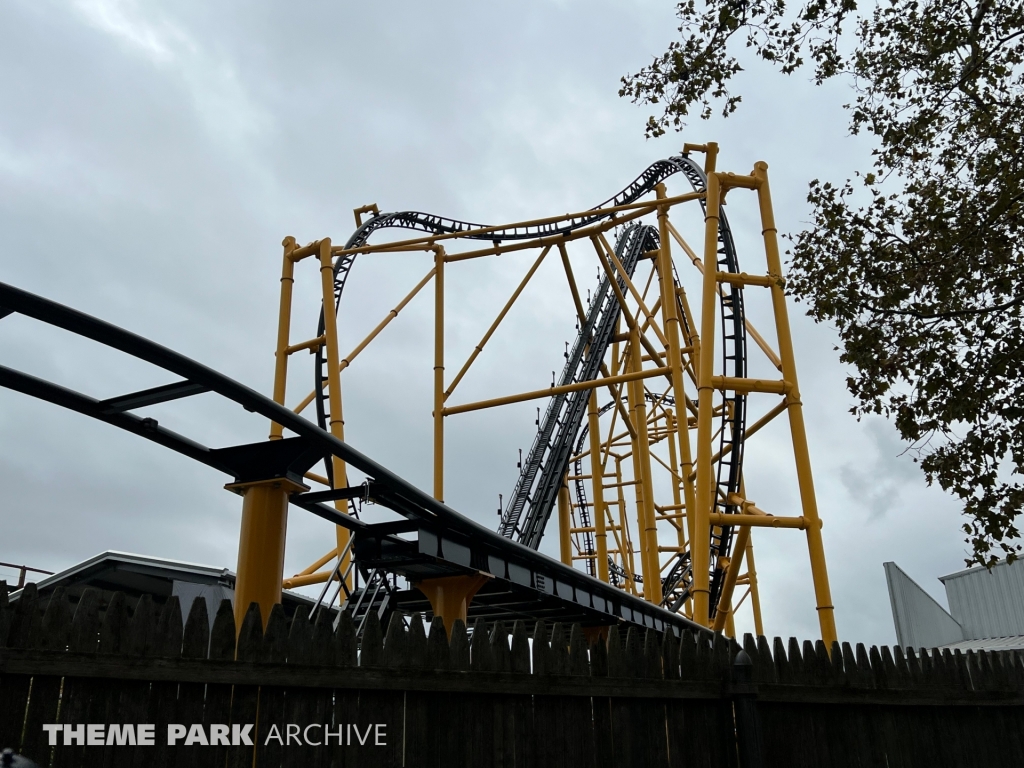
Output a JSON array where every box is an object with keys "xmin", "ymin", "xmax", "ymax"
[
  {"xmin": 227, "ymin": 477, "xmax": 307, "ymax": 634},
  {"xmin": 413, "ymin": 573, "xmax": 491, "ymax": 637}
]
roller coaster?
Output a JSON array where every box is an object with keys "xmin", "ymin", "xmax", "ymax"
[{"xmin": 0, "ymin": 142, "xmax": 836, "ymax": 646}]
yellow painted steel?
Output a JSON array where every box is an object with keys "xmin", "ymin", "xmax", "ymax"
[
  {"xmin": 655, "ymin": 182, "xmax": 698, "ymax": 563},
  {"xmin": 628, "ymin": 323, "xmax": 661, "ymax": 604},
  {"xmin": 712, "ymin": 523, "xmax": 749, "ymax": 633},
  {"xmin": 292, "ymin": 265, "xmax": 436, "ymax": 417},
  {"xmin": 443, "ymin": 365, "xmax": 672, "ymax": 416},
  {"xmin": 270, "ymin": 238, "xmax": 298, "ymax": 441},
  {"xmin": 257, "ymin": 141, "xmax": 837, "ymax": 646},
  {"xmin": 588, "ymin": 389, "xmax": 610, "ymax": 582},
  {"xmin": 414, "ymin": 574, "xmax": 491, "ymax": 637},
  {"xmin": 282, "ymin": 570, "xmax": 335, "ymax": 589},
  {"xmin": 746, "ymin": 534, "xmax": 765, "ymax": 637},
  {"xmin": 230, "ymin": 476, "xmax": 306, "ymax": 633},
  {"xmin": 259, "ymin": 235, "xmax": 357, "ymax": 608},
  {"xmin": 598, "ymin": 233, "xmax": 668, "ymax": 347},
  {"xmin": 446, "ymin": 246, "xmax": 551, "ymax": 399},
  {"xmin": 752, "ymin": 161, "xmax": 837, "ymax": 647},
  {"xmin": 315, "ymin": 237, "xmax": 355, "ymax": 581},
  {"xmin": 711, "ymin": 376, "xmax": 790, "ymax": 395},
  {"xmin": 691, "ymin": 169, "xmax": 723, "ymax": 626},
  {"xmin": 331, "ymin": 191, "xmax": 705, "ymax": 258},
  {"xmin": 295, "ymin": 547, "xmax": 338, "ymax": 577},
  {"xmin": 558, "ymin": 477, "xmax": 573, "ymax": 566},
  {"xmin": 284, "ymin": 335, "xmax": 326, "ymax": 356},
  {"xmin": 558, "ymin": 242, "xmax": 588, "ymax": 324},
  {"xmin": 664, "ymin": 410, "xmax": 684, "ymax": 550}
]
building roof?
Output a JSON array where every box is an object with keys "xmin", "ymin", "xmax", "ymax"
[
  {"xmin": 939, "ymin": 558, "xmax": 1024, "ymax": 641},
  {"xmin": 884, "ymin": 561, "xmax": 964, "ymax": 649},
  {"xmin": 8, "ymin": 550, "xmax": 320, "ymax": 615},
  {"xmin": 13, "ymin": 550, "xmax": 233, "ymax": 596},
  {"xmin": 936, "ymin": 635, "xmax": 1024, "ymax": 653},
  {"xmin": 886, "ymin": 557, "xmax": 1024, "ymax": 654}
]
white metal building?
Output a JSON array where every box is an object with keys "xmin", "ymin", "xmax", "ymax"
[{"xmin": 884, "ymin": 558, "xmax": 1024, "ymax": 652}]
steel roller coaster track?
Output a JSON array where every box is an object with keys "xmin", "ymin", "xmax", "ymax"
[
  {"xmin": 0, "ymin": 281, "xmax": 708, "ymax": 637},
  {"xmin": 0, "ymin": 149, "xmax": 838, "ymax": 644},
  {"xmin": 315, "ymin": 154, "xmax": 748, "ymax": 622}
]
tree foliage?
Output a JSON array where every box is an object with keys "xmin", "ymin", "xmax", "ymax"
[{"xmin": 621, "ymin": 0, "xmax": 1024, "ymax": 565}]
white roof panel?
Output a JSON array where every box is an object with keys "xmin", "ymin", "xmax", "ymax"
[
  {"xmin": 884, "ymin": 561, "xmax": 964, "ymax": 649},
  {"xmin": 940, "ymin": 558, "xmax": 1024, "ymax": 640}
]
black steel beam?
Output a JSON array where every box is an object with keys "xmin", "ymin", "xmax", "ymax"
[
  {"xmin": 297, "ymin": 485, "xmax": 373, "ymax": 505},
  {"xmin": 0, "ymin": 281, "xmax": 710, "ymax": 637},
  {"xmin": 98, "ymin": 380, "xmax": 210, "ymax": 414}
]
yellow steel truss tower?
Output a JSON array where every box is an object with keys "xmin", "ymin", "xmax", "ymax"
[{"xmin": 239, "ymin": 142, "xmax": 836, "ymax": 645}]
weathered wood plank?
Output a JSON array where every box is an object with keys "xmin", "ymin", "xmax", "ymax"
[
  {"xmin": 449, "ymin": 619, "xmax": 470, "ymax": 673},
  {"xmin": 282, "ymin": 606, "xmax": 323, "ymax": 768},
  {"xmin": 178, "ymin": 597, "xmax": 213, "ymax": 768},
  {"xmin": 50, "ymin": 588, "xmax": 102, "ymax": 768},
  {"xmin": 202, "ymin": 599, "xmax": 235, "ymax": 768},
  {"xmin": 256, "ymin": 604, "xmax": 289, "ymax": 768},
  {"xmin": 146, "ymin": 596, "xmax": 182, "ymax": 768},
  {"xmin": 360, "ymin": 611, "xmax": 384, "ymax": 669},
  {"xmin": 20, "ymin": 587, "xmax": 72, "ymax": 764},
  {"xmin": 336, "ymin": 610, "xmax": 357, "ymax": 670},
  {"xmin": 0, "ymin": 583, "xmax": 38, "ymax": 753},
  {"xmin": 109, "ymin": 594, "xmax": 156, "ymax": 768},
  {"xmin": 225, "ymin": 603, "xmax": 261, "ymax": 768}
]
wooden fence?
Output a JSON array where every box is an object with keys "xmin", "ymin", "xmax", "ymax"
[{"xmin": 1, "ymin": 583, "xmax": 1023, "ymax": 767}]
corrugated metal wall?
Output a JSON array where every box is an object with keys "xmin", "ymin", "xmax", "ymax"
[
  {"xmin": 941, "ymin": 559, "xmax": 1024, "ymax": 640},
  {"xmin": 884, "ymin": 561, "xmax": 963, "ymax": 649}
]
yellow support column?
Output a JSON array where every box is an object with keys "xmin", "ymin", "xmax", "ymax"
[
  {"xmin": 414, "ymin": 574, "xmax": 490, "ymax": 637},
  {"xmin": 316, "ymin": 238, "xmax": 354, "ymax": 581},
  {"xmin": 615, "ymin": 457, "xmax": 638, "ymax": 596},
  {"xmin": 588, "ymin": 389, "xmax": 610, "ymax": 582},
  {"xmin": 558, "ymin": 475, "xmax": 573, "ymax": 566},
  {"xmin": 711, "ymin": 524, "xmax": 750, "ymax": 633},
  {"xmin": 232, "ymin": 477, "xmax": 306, "ymax": 633},
  {"xmin": 746, "ymin": 535, "xmax": 765, "ymax": 637},
  {"xmin": 270, "ymin": 237, "xmax": 297, "ymax": 440},
  {"xmin": 655, "ymin": 184, "xmax": 698, "ymax": 546},
  {"xmin": 752, "ymin": 161, "xmax": 837, "ymax": 647},
  {"xmin": 691, "ymin": 171, "xmax": 723, "ymax": 626},
  {"xmin": 664, "ymin": 410, "xmax": 685, "ymax": 549},
  {"xmin": 629, "ymin": 324, "xmax": 661, "ymax": 604},
  {"xmin": 433, "ymin": 245, "xmax": 445, "ymax": 502}
]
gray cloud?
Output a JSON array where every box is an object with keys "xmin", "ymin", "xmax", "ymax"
[{"xmin": 840, "ymin": 417, "xmax": 923, "ymax": 520}]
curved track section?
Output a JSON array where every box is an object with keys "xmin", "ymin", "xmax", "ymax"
[
  {"xmin": 316, "ymin": 154, "xmax": 748, "ymax": 619},
  {"xmin": 315, "ymin": 156, "xmax": 700, "ymax": 456},
  {"xmin": 662, "ymin": 160, "xmax": 748, "ymax": 616},
  {"xmin": 556, "ymin": 158, "xmax": 749, "ymax": 617},
  {"xmin": 0, "ymin": 281, "xmax": 710, "ymax": 638}
]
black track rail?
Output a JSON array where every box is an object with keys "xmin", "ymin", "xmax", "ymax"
[
  {"xmin": 0, "ymin": 281, "xmax": 708, "ymax": 638},
  {"xmin": 660, "ymin": 159, "xmax": 748, "ymax": 616},
  {"xmin": 313, "ymin": 154, "xmax": 747, "ymax": 620},
  {"xmin": 497, "ymin": 223, "xmax": 656, "ymax": 549},
  {"xmin": 314, "ymin": 156, "xmax": 703, "ymax": 478}
]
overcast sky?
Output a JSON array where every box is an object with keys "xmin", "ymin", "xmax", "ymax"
[{"xmin": 0, "ymin": 0, "xmax": 972, "ymax": 647}]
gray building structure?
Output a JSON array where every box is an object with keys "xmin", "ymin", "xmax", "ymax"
[
  {"xmin": 7, "ymin": 550, "xmax": 322, "ymax": 627},
  {"xmin": 884, "ymin": 558, "xmax": 1024, "ymax": 652}
]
